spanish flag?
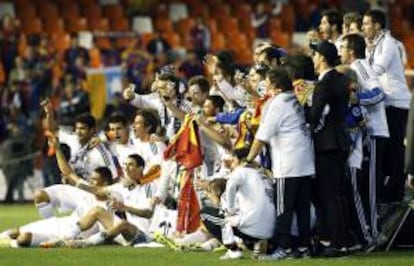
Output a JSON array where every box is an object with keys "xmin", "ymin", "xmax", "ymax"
[
  {"xmin": 163, "ymin": 114, "xmax": 203, "ymax": 170},
  {"xmin": 164, "ymin": 114, "xmax": 203, "ymax": 233}
]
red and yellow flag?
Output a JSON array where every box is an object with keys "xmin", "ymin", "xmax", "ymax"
[
  {"xmin": 163, "ymin": 114, "xmax": 203, "ymax": 170},
  {"xmin": 163, "ymin": 114, "xmax": 203, "ymax": 233}
]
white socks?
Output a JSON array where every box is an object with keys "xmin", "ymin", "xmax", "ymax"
[
  {"xmin": 36, "ymin": 202, "xmax": 54, "ymax": 218},
  {"xmin": 84, "ymin": 232, "xmax": 106, "ymax": 246},
  {"xmin": 174, "ymin": 230, "xmax": 208, "ymax": 246}
]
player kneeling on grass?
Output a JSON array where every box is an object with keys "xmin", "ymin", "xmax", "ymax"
[
  {"xmin": 61, "ymin": 154, "xmax": 157, "ymax": 247},
  {"xmin": 201, "ymin": 148, "xmax": 276, "ymax": 260},
  {"xmin": 157, "ymin": 178, "xmax": 227, "ymax": 251}
]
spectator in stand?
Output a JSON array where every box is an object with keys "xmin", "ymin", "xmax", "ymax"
[
  {"xmin": 7, "ymin": 56, "xmax": 27, "ymax": 88},
  {"xmin": 102, "ymin": 38, "xmax": 122, "ymax": 67},
  {"xmin": 67, "ymin": 56, "xmax": 87, "ymax": 85},
  {"xmin": 57, "ymin": 81, "xmax": 90, "ymax": 127},
  {"xmin": 122, "ymin": 39, "xmax": 153, "ymax": 93},
  {"xmin": 319, "ymin": 9, "xmax": 343, "ymax": 50},
  {"xmin": 251, "ymin": 2, "xmax": 270, "ymax": 45},
  {"xmin": 189, "ymin": 18, "xmax": 211, "ymax": 61},
  {"xmin": 63, "ymin": 34, "xmax": 90, "ymax": 73},
  {"xmin": 0, "ymin": 106, "xmax": 33, "ymax": 203},
  {"xmin": 0, "ymin": 14, "xmax": 19, "ymax": 84},
  {"xmin": 146, "ymin": 31, "xmax": 171, "ymax": 57},
  {"xmin": 178, "ymin": 51, "xmax": 204, "ymax": 80}
]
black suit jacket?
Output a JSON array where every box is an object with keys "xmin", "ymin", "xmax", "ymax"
[{"xmin": 309, "ymin": 69, "xmax": 350, "ymax": 154}]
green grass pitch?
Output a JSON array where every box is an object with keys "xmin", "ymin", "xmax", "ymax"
[{"xmin": 0, "ymin": 204, "xmax": 413, "ymax": 266}]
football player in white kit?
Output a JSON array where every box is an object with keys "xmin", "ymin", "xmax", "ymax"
[
  {"xmin": 201, "ymin": 148, "xmax": 276, "ymax": 260},
  {"xmin": 131, "ymin": 109, "xmax": 166, "ymax": 172},
  {"xmin": 34, "ymin": 100, "xmax": 118, "ymax": 219},
  {"xmin": 59, "ymin": 154, "xmax": 157, "ymax": 248},
  {"xmin": 106, "ymin": 113, "xmax": 137, "ymax": 176},
  {"xmin": 0, "ymin": 166, "xmax": 113, "ymax": 248}
]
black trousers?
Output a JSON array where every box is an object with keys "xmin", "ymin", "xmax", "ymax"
[
  {"xmin": 383, "ymin": 107, "xmax": 408, "ymax": 202},
  {"xmin": 273, "ymin": 176, "xmax": 311, "ymax": 249},
  {"xmin": 314, "ymin": 151, "xmax": 351, "ymax": 248},
  {"xmin": 200, "ymin": 206, "xmax": 259, "ymax": 245}
]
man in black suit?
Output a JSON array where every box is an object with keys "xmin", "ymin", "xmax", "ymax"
[{"xmin": 309, "ymin": 40, "xmax": 351, "ymax": 256}]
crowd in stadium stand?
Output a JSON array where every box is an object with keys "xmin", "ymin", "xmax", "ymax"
[{"xmin": 0, "ymin": 0, "xmax": 414, "ymax": 261}]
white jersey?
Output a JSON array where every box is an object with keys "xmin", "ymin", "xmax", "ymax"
[
  {"xmin": 105, "ymin": 182, "xmax": 157, "ymax": 235},
  {"xmin": 225, "ymin": 166, "xmax": 275, "ymax": 239},
  {"xmin": 212, "ymin": 79, "xmax": 247, "ymax": 106},
  {"xmin": 255, "ymin": 92, "xmax": 315, "ymax": 178},
  {"xmin": 108, "ymin": 140, "xmax": 138, "ymax": 175},
  {"xmin": 58, "ymin": 129, "xmax": 118, "ymax": 180},
  {"xmin": 131, "ymin": 138, "xmax": 166, "ymax": 171},
  {"xmin": 350, "ymin": 59, "xmax": 389, "ymax": 137},
  {"xmin": 129, "ymin": 92, "xmax": 191, "ymax": 139},
  {"xmin": 367, "ymin": 30, "xmax": 411, "ymax": 109}
]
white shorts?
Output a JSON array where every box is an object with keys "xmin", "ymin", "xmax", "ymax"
[
  {"xmin": 20, "ymin": 216, "xmax": 75, "ymax": 246},
  {"xmin": 44, "ymin": 185, "xmax": 95, "ymax": 213}
]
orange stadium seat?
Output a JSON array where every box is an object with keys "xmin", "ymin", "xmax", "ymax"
[
  {"xmin": 271, "ymin": 31, "xmax": 291, "ymax": 48},
  {"xmin": 17, "ymin": 4, "xmax": 37, "ymax": 20},
  {"xmin": 210, "ymin": 5, "xmax": 230, "ymax": 20},
  {"xmin": 37, "ymin": 2, "xmax": 59, "ymax": 21},
  {"xmin": 44, "ymin": 18, "xmax": 66, "ymax": 35},
  {"xmin": 218, "ymin": 17, "xmax": 239, "ymax": 34},
  {"xmin": 187, "ymin": 4, "xmax": 209, "ymax": 20},
  {"xmin": 233, "ymin": 4, "xmax": 251, "ymax": 19},
  {"xmin": 22, "ymin": 18, "xmax": 43, "ymax": 35},
  {"xmin": 164, "ymin": 32, "xmax": 181, "ymax": 48},
  {"xmin": 103, "ymin": 5, "xmax": 125, "ymax": 21},
  {"xmin": 67, "ymin": 17, "xmax": 89, "ymax": 33},
  {"xmin": 14, "ymin": 0, "xmax": 30, "ymax": 9},
  {"xmin": 175, "ymin": 17, "xmax": 195, "ymax": 37},
  {"xmin": 90, "ymin": 18, "xmax": 109, "ymax": 32},
  {"xmin": 81, "ymin": 3, "xmax": 102, "ymax": 19},
  {"xmin": 140, "ymin": 32, "xmax": 155, "ymax": 48},
  {"xmin": 207, "ymin": 19, "xmax": 217, "ymax": 34},
  {"xmin": 154, "ymin": 18, "xmax": 174, "ymax": 33},
  {"xmin": 61, "ymin": 3, "xmax": 81, "ymax": 21},
  {"xmin": 52, "ymin": 33, "xmax": 71, "ymax": 54},
  {"xmin": 96, "ymin": 37, "xmax": 111, "ymax": 50},
  {"xmin": 211, "ymin": 32, "xmax": 226, "ymax": 51},
  {"xmin": 111, "ymin": 18, "xmax": 130, "ymax": 31}
]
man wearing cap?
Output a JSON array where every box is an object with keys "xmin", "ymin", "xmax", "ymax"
[{"xmin": 309, "ymin": 40, "xmax": 351, "ymax": 256}]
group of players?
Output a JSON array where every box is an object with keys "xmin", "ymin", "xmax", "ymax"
[{"xmin": 0, "ymin": 8, "xmax": 413, "ymax": 261}]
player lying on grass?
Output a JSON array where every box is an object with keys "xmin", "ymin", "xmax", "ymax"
[
  {"xmin": 40, "ymin": 134, "xmax": 157, "ymax": 247},
  {"xmin": 0, "ymin": 166, "xmax": 113, "ymax": 247}
]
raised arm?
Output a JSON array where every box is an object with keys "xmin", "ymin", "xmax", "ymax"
[
  {"xmin": 41, "ymin": 99, "xmax": 58, "ymax": 132},
  {"xmin": 197, "ymin": 117, "xmax": 232, "ymax": 151}
]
